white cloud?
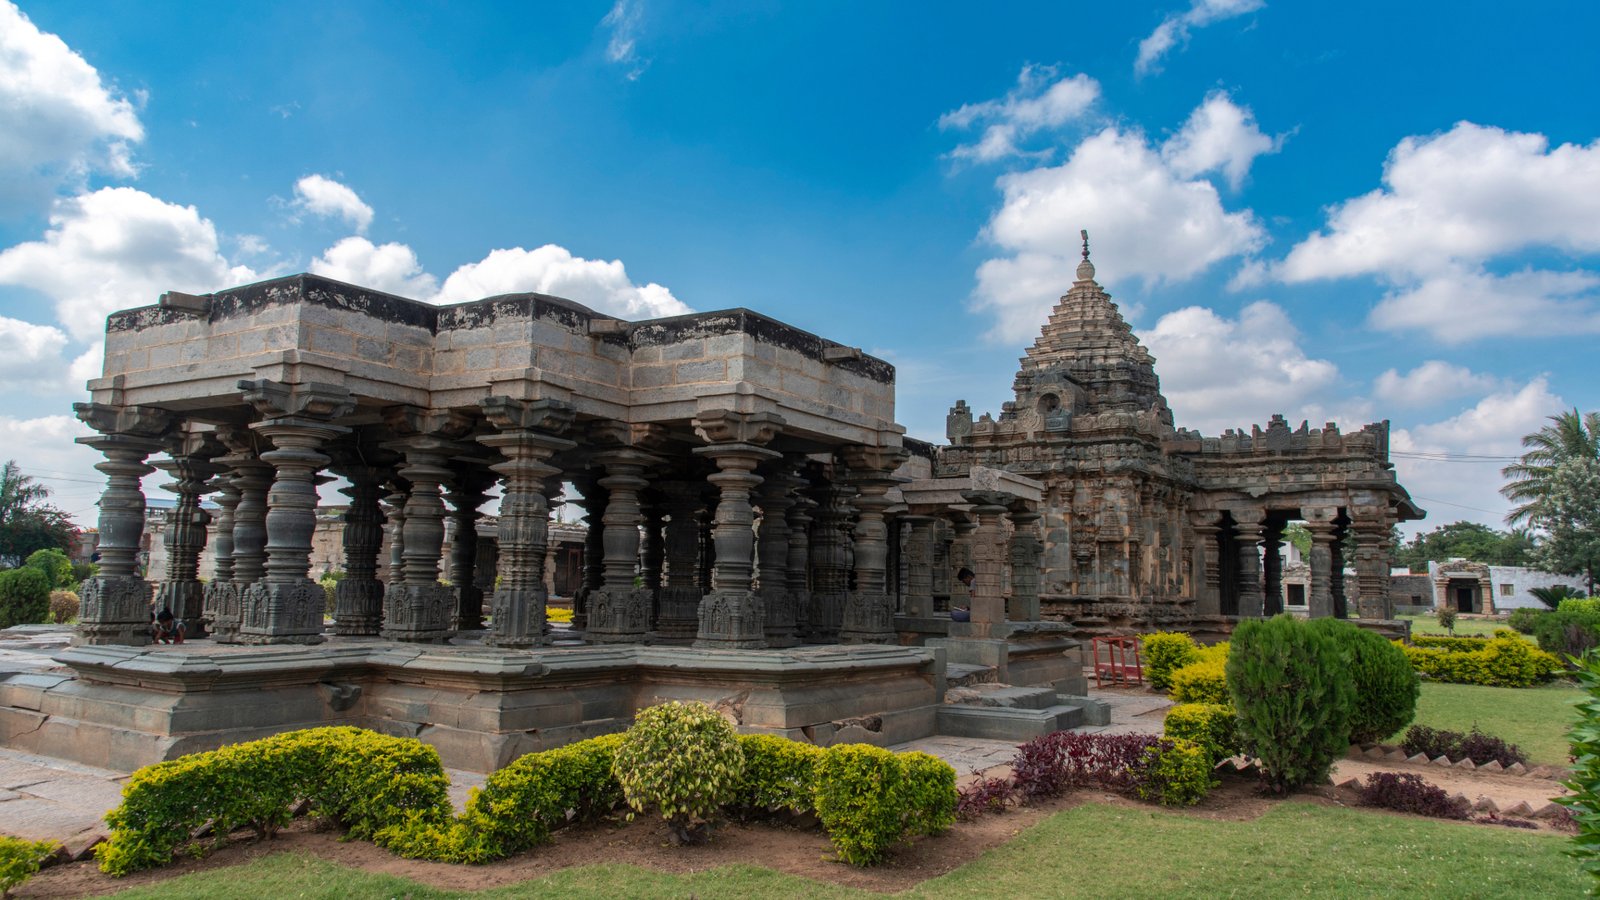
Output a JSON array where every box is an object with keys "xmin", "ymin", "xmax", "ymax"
[
  {"xmin": 601, "ymin": 0, "xmax": 649, "ymax": 80},
  {"xmin": 972, "ymin": 125, "xmax": 1266, "ymax": 342},
  {"xmin": 1390, "ymin": 377, "xmax": 1564, "ymax": 528},
  {"xmin": 310, "ymin": 236, "xmax": 438, "ymax": 299},
  {"xmin": 0, "ymin": 1, "xmax": 143, "ymax": 213},
  {"xmin": 940, "ymin": 67, "xmax": 1100, "ymax": 163},
  {"xmin": 1373, "ymin": 361, "xmax": 1500, "ymax": 408},
  {"xmin": 0, "ymin": 316, "xmax": 69, "ymax": 391},
  {"xmin": 0, "ymin": 414, "xmax": 107, "ymax": 526},
  {"xmin": 0, "ymin": 187, "xmax": 256, "ymax": 341},
  {"xmin": 434, "ymin": 244, "xmax": 690, "ymax": 318},
  {"xmin": 1136, "ymin": 0, "xmax": 1265, "ymax": 77},
  {"xmin": 1137, "ymin": 301, "xmax": 1338, "ymax": 433},
  {"xmin": 291, "ymin": 174, "xmax": 374, "ymax": 234},
  {"xmin": 1369, "ymin": 266, "xmax": 1600, "ymax": 344},
  {"xmin": 1160, "ymin": 91, "xmax": 1278, "ymax": 190}
]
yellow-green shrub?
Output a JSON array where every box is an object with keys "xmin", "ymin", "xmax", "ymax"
[
  {"xmin": 1170, "ymin": 658, "xmax": 1229, "ymax": 704},
  {"xmin": 0, "ymin": 836, "xmax": 56, "ymax": 896},
  {"xmin": 1141, "ymin": 631, "xmax": 1200, "ymax": 691},
  {"xmin": 613, "ymin": 701, "xmax": 744, "ymax": 844},
  {"xmin": 1136, "ymin": 737, "xmax": 1217, "ymax": 807},
  {"xmin": 98, "ymin": 727, "xmax": 452, "ymax": 876},
  {"xmin": 812, "ymin": 743, "xmax": 956, "ymax": 866},
  {"xmin": 1399, "ymin": 635, "xmax": 1563, "ymax": 687},
  {"xmin": 1195, "ymin": 641, "xmax": 1230, "ymax": 664},
  {"xmin": 734, "ymin": 733, "xmax": 822, "ymax": 814},
  {"xmin": 1163, "ymin": 702, "xmax": 1237, "ymax": 763}
]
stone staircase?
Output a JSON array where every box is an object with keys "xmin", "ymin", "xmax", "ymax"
[{"xmin": 936, "ymin": 683, "xmax": 1109, "ymax": 741}]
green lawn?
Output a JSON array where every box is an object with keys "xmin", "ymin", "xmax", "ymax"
[
  {"xmin": 1387, "ymin": 681, "xmax": 1582, "ymax": 765},
  {"xmin": 100, "ymin": 801, "xmax": 1586, "ymax": 899},
  {"xmin": 1400, "ymin": 614, "xmax": 1519, "ymax": 639}
]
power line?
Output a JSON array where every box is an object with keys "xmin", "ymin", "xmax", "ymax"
[
  {"xmin": 1390, "ymin": 451, "xmax": 1521, "ymax": 463},
  {"xmin": 1410, "ymin": 494, "xmax": 1509, "ymax": 516}
]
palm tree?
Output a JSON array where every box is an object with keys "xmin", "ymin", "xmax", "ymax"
[
  {"xmin": 1528, "ymin": 584, "xmax": 1585, "ymax": 609},
  {"xmin": 1501, "ymin": 409, "xmax": 1600, "ymax": 526}
]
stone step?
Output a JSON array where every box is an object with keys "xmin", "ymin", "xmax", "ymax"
[
  {"xmin": 1054, "ymin": 694, "xmax": 1112, "ymax": 726},
  {"xmin": 945, "ymin": 663, "xmax": 998, "ymax": 688},
  {"xmin": 951, "ymin": 685, "xmax": 1062, "ymax": 710},
  {"xmin": 935, "ymin": 703, "xmax": 1084, "ymax": 742}
]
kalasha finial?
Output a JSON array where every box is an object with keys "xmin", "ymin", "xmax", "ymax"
[
  {"xmin": 1081, "ymin": 229, "xmax": 1090, "ymax": 261},
  {"xmin": 1075, "ymin": 228, "xmax": 1096, "ymax": 281}
]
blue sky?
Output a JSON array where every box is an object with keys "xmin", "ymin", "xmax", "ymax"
[{"xmin": 1, "ymin": 0, "xmax": 1598, "ymax": 533}]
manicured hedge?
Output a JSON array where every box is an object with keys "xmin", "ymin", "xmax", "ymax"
[
  {"xmin": 1170, "ymin": 658, "xmax": 1229, "ymax": 704},
  {"xmin": 1141, "ymin": 632, "xmax": 1200, "ymax": 691},
  {"xmin": 1398, "ymin": 633, "xmax": 1563, "ymax": 687}
]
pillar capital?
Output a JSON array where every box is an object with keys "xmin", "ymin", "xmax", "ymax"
[
  {"xmin": 693, "ymin": 409, "xmax": 784, "ymax": 447},
  {"xmin": 239, "ymin": 379, "xmax": 355, "ymax": 422},
  {"xmin": 480, "ymin": 395, "xmax": 575, "ymax": 434}
]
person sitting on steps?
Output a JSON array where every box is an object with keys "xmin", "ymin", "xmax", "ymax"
[{"xmin": 951, "ymin": 567, "xmax": 975, "ymax": 622}]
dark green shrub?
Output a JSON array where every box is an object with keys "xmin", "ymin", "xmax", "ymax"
[
  {"xmin": 612, "ymin": 701, "xmax": 744, "ymax": 845},
  {"xmin": 1141, "ymin": 631, "xmax": 1200, "ymax": 691},
  {"xmin": 1559, "ymin": 598, "xmax": 1600, "ymax": 615},
  {"xmin": 1534, "ymin": 609, "xmax": 1600, "ymax": 662},
  {"xmin": 733, "ymin": 733, "xmax": 822, "ymax": 815},
  {"xmin": 0, "ymin": 566, "xmax": 51, "ymax": 628},
  {"xmin": 1561, "ymin": 650, "xmax": 1600, "ymax": 887},
  {"xmin": 1227, "ymin": 614, "xmax": 1354, "ymax": 794},
  {"xmin": 0, "ymin": 836, "xmax": 56, "ymax": 897},
  {"xmin": 1163, "ymin": 702, "xmax": 1238, "ymax": 764},
  {"xmin": 23, "ymin": 548, "xmax": 74, "ymax": 588},
  {"xmin": 1508, "ymin": 607, "xmax": 1544, "ymax": 635},
  {"xmin": 1135, "ymin": 737, "xmax": 1217, "ymax": 807},
  {"xmin": 1169, "ymin": 658, "xmax": 1229, "ymax": 704},
  {"xmin": 1308, "ymin": 618, "xmax": 1419, "ymax": 745}
]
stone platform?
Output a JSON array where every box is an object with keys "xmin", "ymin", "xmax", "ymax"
[{"xmin": 0, "ymin": 636, "xmax": 944, "ymax": 773}]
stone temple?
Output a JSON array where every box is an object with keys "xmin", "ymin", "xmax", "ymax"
[{"xmin": 0, "ymin": 237, "xmax": 1419, "ymax": 771}]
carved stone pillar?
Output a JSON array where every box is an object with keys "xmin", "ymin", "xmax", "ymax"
[
  {"xmin": 806, "ymin": 476, "xmax": 854, "ymax": 641},
  {"xmin": 446, "ymin": 466, "xmax": 494, "ymax": 631},
  {"xmin": 1188, "ymin": 513, "xmax": 1222, "ymax": 617},
  {"xmin": 756, "ymin": 471, "xmax": 798, "ymax": 647},
  {"xmin": 571, "ymin": 477, "xmax": 606, "ymax": 632},
  {"xmin": 587, "ymin": 447, "xmax": 657, "ymax": 645},
  {"xmin": 479, "ymin": 397, "xmax": 574, "ymax": 648},
  {"xmin": 1232, "ymin": 510, "xmax": 1265, "ymax": 619},
  {"xmin": 72, "ymin": 404, "xmax": 173, "ymax": 646},
  {"xmin": 235, "ymin": 382, "xmax": 353, "ymax": 644},
  {"xmin": 1262, "ymin": 520, "xmax": 1284, "ymax": 617},
  {"xmin": 1331, "ymin": 519, "xmax": 1349, "ymax": 619},
  {"xmin": 1352, "ymin": 512, "xmax": 1393, "ymax": 619},
  {"xmin": 641, "ymin": 499, "xmax": 665, "ymax": 628},
  {"xmin": 330, "ymin": 459, "xmax": 388, "ymax": 636},
  {"xmin": 900, "ymin": 515, "xmax": 936, "ymax": 618},
  {"xmin": 651, "ymin": 480, "xmax": 704, "ymax": 643},
  {"xmin": 153, "ymin": 437, "xmax": 221, "ymax": 637},
  {"xmin": 840, "ymin": 445, "xmax": 908, "ymax": 644},
  {"xmin": 961, "ymin": 491, "xmax": 1010, "ymax": 638},
  {"xmin": 785, "ymin": 473, "xmax": 816, "ymax": 636},
  {"xmin": 692, "ymin": 410, "xmax": 783, "ymax": 649},
  {"xmin": 380, "ymin": 434, "xmax": 458, "ymax": 642},
  {"xmin": 384, "ymin": 480, "xmax": 409, "ymax": 587},
  {"xmin": 212, "ymin": 429, "xmax": 272, "ymax": 643},
  {"xmin": 1304, "ymin": 508, "xmax": 1338, "ymax": 619},
  {"xmin": 201, "ymin": 467, "xmax": 241, "ymax": 638},
  {"xmin": 1007, "ymin": 506, "xmax": 1043, "ymax": 622}
]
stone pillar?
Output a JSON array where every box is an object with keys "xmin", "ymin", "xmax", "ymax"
[
  {"xmin": 641, "ymin": 499, "xmax": 665, "ymax": 628},
  {"xmin": 1304, "ymin": 508, "xmax": 1338, "ymax": 619},
  {"xmin": 587, "ymin": 448, "xmax": 657, "ymax": 644},
  {"xmin": 1261, "ymin": 520, "xmax": 1284, "ymax": 617},
  {"xmin": 932, "ymin": 519, "xmax": 953, "ymax": 612},
  {"xmin": 1232, "ymin": 510, "xmax": 1265, "ymax": 618},
  {"xmin": 900, "ymin": 514, "xmax": 936, "ymax": 618},
  {"xmin": 839, "ymin": 445, "xmax": 908, "ymax": 644},
  {"xmin": 216, "ymin": 431, "xmax": 273, "ymax": 644},
  {"xmin": 1330, "ymin": 521, "xmax": 1349, "ymax": 619},
  {"xmin": 446, "ymin": 467, "xmax": 493, "ymax": 631},
  {"xmin": 960, "ymin": 491, "xmax": 1010, "ymax": 638},
  {"xmin": 232, "ymin": 383, "xmax": 354, "ymax": 644},
  {"xmin": 806, "ymin": 476, "xmax": 854, "ymax": 641},
  {"xmin": 380, "ymin": 434, "xmax": 459, "ymax": 642},
  {"xmin": 201, "ymin": 467, "xmax": 241, "ymax": 638},
  {"xmin": 1352, "ymin": 512, "xmax": 1393, "ymax": 619},
  {"xmin": 756, "ymin": 471, "xmax": 798, "ymax": 647},
  {"xmin": 692, "ymin": 410, "xmax": 783, "ymax": 649},
  {"xmin": 384, "ymin": 480, "xmax": 409, "ymax": 588},
  {"xmin": 1007, "ymin": 506, "xmax": 1043, "ymax": 622},
  {"xmin": 572, "ymin": 478, "xmax": 606, "ymax": 632},
  {"xmin": 479, "ymin": 397, "xmax": 575, "ymax": 648},
  {"xmin": 785, "ymin": 473, "xmax": 816, "ymax": 635},
  {"xmin": 330, "ymin": 461, "xmax": 388, "ymax": 636},
  {"xmin": 1188, "ymin": 513, "xmax": 1222, "ymax": 616},
  {"xmin": 950, "ymin": 513, "xmax": 977, "ymax": 587},
  {"xmin": 72, "ymin": 404, "xmax": 173, "ymax": 646},
  {"xmin": 153, "ymin": 439, "xmax": 221, "ymax": 637},
  {"xmin": 651, "ymin": 480, "xmax": 704, "ymax": 643}
]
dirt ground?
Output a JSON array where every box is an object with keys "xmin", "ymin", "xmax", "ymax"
[{"xmin": 17, "ymin": 768, "xmax": 1572, "ymax": 899}]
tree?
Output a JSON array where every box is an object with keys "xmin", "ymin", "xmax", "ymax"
[
  {"xmin": 1529, "ymin": 584, "xmax": 1586, "ymax": 609},
  {"xmin": 1392, "ymin": 521, "xmax": 1536, "ymax": 572},
  {"xmin": 0, "ymin": 461, "xmax": 76, "ymax": 568},
  {"xmin": 1531, "ymin": 458, "xmax": 1600, "ymax": 594},
  {"xmin": 1502, "ymin": 409, "xmax": 1600, "ymax": 526}
]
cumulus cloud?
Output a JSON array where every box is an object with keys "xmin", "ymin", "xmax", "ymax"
[
  {"xmin": 601, "ymin": 0, "xmax": 649, "ymax": 80},
  {"xmin": 940, "ymin": 67, "xmax": 1100, "ymax": 163},
  {"xmin": 0, "ymin": 414, "xmax": 109, "ymax": 525},
  {"xmin": 291, "ymin": 174, "xmax": 374, "ymax": 233},
  {"xmin": 1136, "ymin": 0, "xmax": 1265, "ymax": 77},
  {"xmin": 1160, "ymin": 91, "xmax": 1279, "ymax": 189},
  {"xmin": 0, "ymin": 187, "xmax": 256, "ymax": 340},
  {"xmin": 1373, "ymin": 360, "xmax": 1500, "ymax": 408},
  {"xmin": 1137, "ymin": 301, "xmax": 1338, "ymax": 433},
  {"xmin": 971, "ymin": 124, "xmax": 1266, "ymax": 342},
  {"xmin": 435, "ymin": 245, "xmax": 690, "ymax": 318},
  {"xmin": 310, "ymin": 236, "xmax": 439, "ymax": 298},
  {"xmin": 0, "ymin": 1, "xmax": 143, "ymax": 213},
  {"xmin": 1276, "ymin": 122, "xmax": 1600, "ymax": 343},
  {"xmin": 0, "ymin": 316, "xmax": 70, "ymax": 391}
]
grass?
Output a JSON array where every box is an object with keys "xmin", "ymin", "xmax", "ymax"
[
  {"xmin": 99, "ymin": 801, "xmax": 1586, "ymax": 899},
  {"xmin": 1400, "ymin": 614, "xmax": 1521, "ymax": 639},
  {"xmin": 1387, "ymin": 681, "xmax": 1582, "ymax": 765}
]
